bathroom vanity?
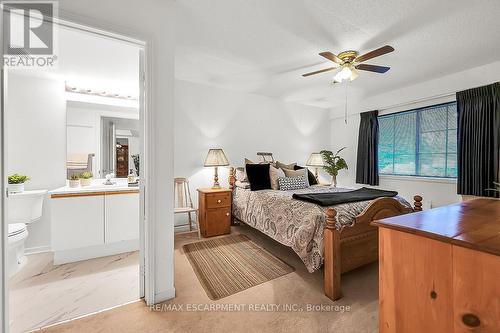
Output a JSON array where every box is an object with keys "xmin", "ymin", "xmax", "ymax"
[{"xmin": 49, "ymin": 181, "xmax": 140, "ymax": 264}]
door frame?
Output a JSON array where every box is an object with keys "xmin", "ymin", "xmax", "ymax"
[{"xmin": 0, "ymin": 12, "xmax": 156, "ymax": 332}]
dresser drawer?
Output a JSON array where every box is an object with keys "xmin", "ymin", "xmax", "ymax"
[{"xmin": 206, "ymin": 192, "xmax": 231, "ymax": 208}]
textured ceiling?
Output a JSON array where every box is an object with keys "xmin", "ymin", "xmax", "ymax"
[{"xmin": 175, "ymin": 0, "xmax": 500, "ymax": 108}]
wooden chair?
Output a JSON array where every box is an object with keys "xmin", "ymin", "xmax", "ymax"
[{"xmin": 174, "ymin": 177, "xmax": 199, "ymax": 236}]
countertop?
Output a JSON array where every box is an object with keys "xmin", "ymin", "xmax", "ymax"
[
  {"xmin": 49, "ymin": 179, "xmax": 139, "ymax": 197},
  {"xmin": 371, "ymin": 198, "xmax": 500, "ymax": 257}
]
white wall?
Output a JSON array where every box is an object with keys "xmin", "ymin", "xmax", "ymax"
[
  {"xmin": 174, "ymin": 79, "xmax": 331, "ymax": 220},
  {"xmin": 58, "ymin": 0, "xmax": 177, "ymax": 303},
  {"xmin": 330, "ymin": 60, "xmax": 500, "ymax": 208},
  {"xmin": 6, "ymin": 73, "xmax": 67, "ymax": 252}
]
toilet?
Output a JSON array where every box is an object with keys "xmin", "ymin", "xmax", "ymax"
[{"xmin": 7, "ymin": 189, "xmax": 47, "ymax": 277}]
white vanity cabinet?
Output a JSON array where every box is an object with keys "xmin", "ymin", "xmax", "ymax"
[
  {"xmin": 51, "ymin": 195, "xmax": 105, "ymax": 251},
  {"xmin": 105, "ymin": 192, "xmax": 139, "ymax": 243},
  {"xmin": 50, "ymin": 186, "xmax": 140, "ymax": 264}
]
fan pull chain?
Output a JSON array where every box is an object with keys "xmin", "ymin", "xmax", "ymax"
[{"xmin": 344, "ymin": 80, "xmax": 349, "ymax": 124}]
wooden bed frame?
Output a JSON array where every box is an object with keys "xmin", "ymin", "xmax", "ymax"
[{"xmin": 228, "ymin": 167, "xmax": 423, "ymax": 301}]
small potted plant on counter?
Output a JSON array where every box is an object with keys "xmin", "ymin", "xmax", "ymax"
[
  {"xmin": 7, "ymin": 174, "xmax": 30, "ymax": 193},
  {"xmin": 69, "ymin": 174, "xmax": 80, "ymax": 188},
  {"xmin": 80, "ymin": 171, "xmax": 93, "ymax": 187}
]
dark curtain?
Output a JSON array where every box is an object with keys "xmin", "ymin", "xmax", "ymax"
[
  {"xmin": 457, "ymin": 82, "xmax": 500, "ymax": 197},
  {"xmin": 356, "ymin": 110, "xmax": 379, "ymax": 185}
]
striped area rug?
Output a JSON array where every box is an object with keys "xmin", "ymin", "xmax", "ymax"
[{"xmin": 183, "ymin": 234, "xmax": 294, "ymax": 300}]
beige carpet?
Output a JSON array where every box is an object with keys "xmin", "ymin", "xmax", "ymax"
[
  {"xmin": 40, "ymin": 225, "xmax": 379, "ymax": 333},
  {"xmin": 184, "ymin": 234, "xmax": 294, "ymax": 300}
]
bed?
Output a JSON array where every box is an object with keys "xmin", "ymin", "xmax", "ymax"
[{"xmin": 228, "ymin": 167, "xmax": 422, "ymax": 301}]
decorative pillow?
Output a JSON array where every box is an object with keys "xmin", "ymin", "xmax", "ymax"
[
  {"xmin": 245, "ymin": 163, "xmax": 271, "ymax": 191},
  {"xmin": 282, "ymin": 168, "xmax": 310, "ymax": 186},
  {"xmin": 235, "ymin": 180, "xmax": 250, "ymax": 189},
  {"xmin": 235, "ymin": 167, "xmax": 247, "ymax": 182},
  {"xmin": 294, "ymin": 165, "xmax": 318, "ymax": 185},
  {"xmin": 276, "ymin": 161, "xmax": 297, "ymax": 170},
  {"xmin": 269, "ymin": 165, "xmax": 285, "ymax": 190},
  {"xmin": 278, "ymin": 175, "xmax": 308, "ymax": 191}
]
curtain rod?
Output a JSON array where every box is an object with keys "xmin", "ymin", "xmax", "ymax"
[{"xmin": 379, "ymin": 91, "xmax": 456, "ymax": 112}]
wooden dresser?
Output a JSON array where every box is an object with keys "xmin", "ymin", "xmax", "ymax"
[
  {"xmin": 372, "ymin": 199, "xmax": 500, "ymax": 333},
  {"xmin": 197, "ymin": 188, "xmax": 232, "ymax": 238}
]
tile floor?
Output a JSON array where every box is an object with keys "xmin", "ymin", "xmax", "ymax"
[{"xmin": 9, "ymin": 251, "xmax": 139, "ymax": 333}]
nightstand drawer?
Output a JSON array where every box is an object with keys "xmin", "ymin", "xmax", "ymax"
[
  {"xmin": 206, "ymin": 192, "xmax": 231, "ymax": 208},
  {"xmin": 204, "ymin": 208, "xmax": 231, "ymax": 237}
]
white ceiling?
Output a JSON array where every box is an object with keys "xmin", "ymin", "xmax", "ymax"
[
  {"xmin": 57, "ymin": 26, "xmax": 140, "ymax": 97},
  {"xmin": 10, "ymin": 25, "xmax": 140, "ymax": 98},
  {"xmin": 175, "ymin": 0, "xmax": 500, "ymax": 109}
]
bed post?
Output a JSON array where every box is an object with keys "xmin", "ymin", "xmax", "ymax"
[
  {"xmin": 324, "ymin": 208, "xmax": 341, "ymax": 301},
  {"xmin": 229, "ymin": 167, "xmax": 237, "ymax": 225},
  {"xmin": 413, "ymin": 195, "xmax": 423, "ymax": 211}
]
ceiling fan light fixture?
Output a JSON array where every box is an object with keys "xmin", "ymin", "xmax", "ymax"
[
  {"xmin": 339, "ymin": 65, "xmax": 352, "ymax": 80},
  {"xmin": 333, "ymin": 72, "xmax": 343, "ymax": 83},
  {"xmin": 350, "ymin": 68, "xmax": 359, "ymax": 81}
]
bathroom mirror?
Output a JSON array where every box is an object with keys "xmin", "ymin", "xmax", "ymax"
[{"xmin": 66, "ymin": 101, "xmax": 140, "ymax": 179}]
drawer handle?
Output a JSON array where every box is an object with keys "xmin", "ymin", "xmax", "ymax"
[
  {"xmin": 462, "ymin": 314, "xmax": 480, "ymax": 328},
  {"xmin": 217, "ymin": 199, "xmax": 222, "ymax": 203},
  {"xmin": 226, "ymin": 212, "xmax": 230, "ymax": 216}
]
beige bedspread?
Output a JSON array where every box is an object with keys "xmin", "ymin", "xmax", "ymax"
[{"xmin": 232, "ymin": 185, "xmax": 411, "ymax": 273}]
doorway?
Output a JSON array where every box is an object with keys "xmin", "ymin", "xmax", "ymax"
[{"xmin": 3, "ymin": 19, "xmax": 148, "ymax": 333}]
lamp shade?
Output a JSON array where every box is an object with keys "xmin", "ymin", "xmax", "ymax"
[
  {"xmin": 306, "ymin": 153, "xmax": 325, "ymax": 167},
  {"xmin": 204, "ymin": 149, "xmax": 229, "ymax": 167}
]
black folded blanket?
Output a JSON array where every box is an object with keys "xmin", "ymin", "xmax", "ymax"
[{"xmin": 292, "ymin": 187, "xmax": 398, "ymax": 206}]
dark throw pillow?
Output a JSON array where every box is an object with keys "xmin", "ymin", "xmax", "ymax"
[
  {"xmin": 245, "ymin": 163, "xmax": 271, "ymax": 191},
  {"xmin": 294, "ymin": 165, "xmax": 318, "ymax": 185}
]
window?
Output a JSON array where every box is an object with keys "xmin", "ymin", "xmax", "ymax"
[{"xmin": 378, "ymin": 102, "xmax": 457, "ymax": 178}]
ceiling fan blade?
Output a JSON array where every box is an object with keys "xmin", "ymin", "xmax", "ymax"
[
  {"xmin": 319, "ymin": 52, "xmax": 343, "ymax": 65},
  {"xmin": 355, "ymin": 45, "xmax": 394, "ymax": 63},
  {"xmin": 302, "ymin": 67, "xmax": 337, "ymax": 77},
  {"xmin": 355, "ymin": 64, "xmax": 390, "ymax": 73}
]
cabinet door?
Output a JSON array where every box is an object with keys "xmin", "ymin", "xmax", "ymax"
[
  {"xmin": 379, "ymin": 228, "xmax": 454, "ymax": 333},
  {"xmin": 205, "ymin": 208, "xmax": 231, "ymax": 237},
  {"xmin": 105, "ymin": 192, "xmax": 139, "ymax": 243},
  {"xmin": 453, "ymin": 246, "xmax": 500, "ymax": 332},
  {"xmin": 51, "ymin": 195, "xmax": 104, "ymax": 250}
]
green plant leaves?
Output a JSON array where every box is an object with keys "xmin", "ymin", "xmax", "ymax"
[
  {"xmin": 8, "ymin": 174, "xmax": 29, "ymax": 184},
  {"xmin": 320, "ymin": 148, "xmax": 348, "ymax": 177}
]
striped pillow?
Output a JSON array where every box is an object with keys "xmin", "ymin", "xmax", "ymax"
[{"xmin": 278, "ymin": 175, "xmax": 309, "ymax": 191}]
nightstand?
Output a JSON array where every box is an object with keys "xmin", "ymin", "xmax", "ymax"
[{"xmin": 197, "ymin": 188, "xmax": 232, "ymax": 238}]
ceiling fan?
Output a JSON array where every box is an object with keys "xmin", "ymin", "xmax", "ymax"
[{"xmin": 302, "ymin": 45, "xmax": 394, "ymax": 83}]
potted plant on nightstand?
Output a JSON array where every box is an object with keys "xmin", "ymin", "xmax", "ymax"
[
  {"xmin": 320, "ymin": 148, "xmax": 348, "ymax": 187},
  {"xmin": 7, "ymin": 174, "xmax": 30, "ymax": 193},
  {"xmin": 80, "ymin": 171, "xmax": 93, "ymax": 187},
  {"xmin": 69, "ymin": 174, "xmax": 80, "ymax": 188}
]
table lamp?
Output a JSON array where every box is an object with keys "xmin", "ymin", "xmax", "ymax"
[
  {"xmin": 306, "ymin": 152, "xmax": 325, "ymax": 182},
  {"xmin": 204, "ymin": 149, "xmax": 229, "ymax": 189}
]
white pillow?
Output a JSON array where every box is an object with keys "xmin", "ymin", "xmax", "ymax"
[{"xmin": 235, "ymin": 167, "xmax": 247, "ymax": 182}]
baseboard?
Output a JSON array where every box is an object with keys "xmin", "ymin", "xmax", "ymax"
[
  {"xmin": 154, "ymin": 288, "xmax": 176, "ymax": 304},
  {"xmin": 25, "ymin": 245, "xmax": 52, "ymax": 255}
]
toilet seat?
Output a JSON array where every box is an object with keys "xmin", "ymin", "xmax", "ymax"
[{"xmin": 8, "ymin": 223, "xmax": 28, "ymax": 243}]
